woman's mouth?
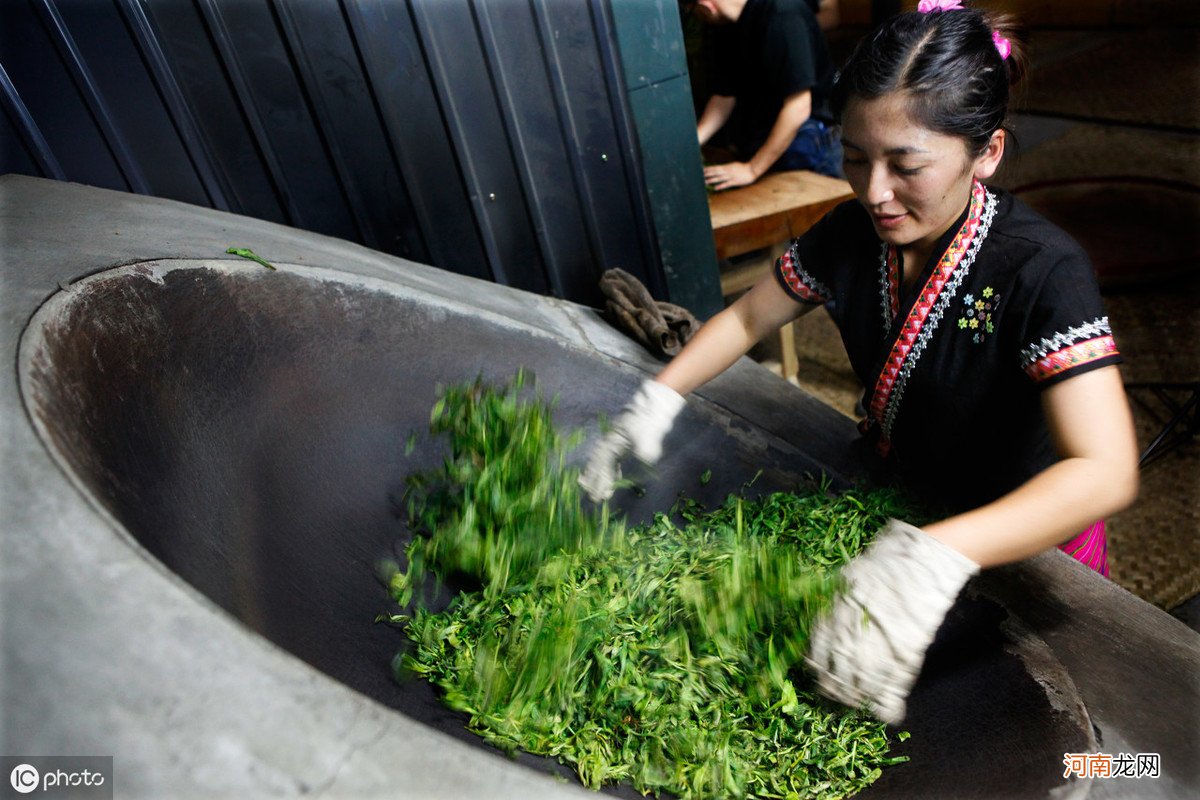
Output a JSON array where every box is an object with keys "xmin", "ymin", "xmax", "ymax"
[{"xmin": 873, "ymin": 212, "xmax": 908, "ymax": 230}]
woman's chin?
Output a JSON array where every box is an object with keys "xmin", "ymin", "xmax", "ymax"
[{"xmin": 873, "ymin": 226, "xmax": 912, "ymax": 247}]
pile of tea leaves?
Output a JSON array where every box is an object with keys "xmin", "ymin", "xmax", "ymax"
[{"xmin": 380, "ymin": 374, "xmax": 912, "ymax": 799}]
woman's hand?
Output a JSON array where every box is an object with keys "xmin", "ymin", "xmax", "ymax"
[
  {"xmin": 806, "ymin": 519, "xmax": 980, "ymax": 724},
  {"xmin": 582, "ymin": 271, "xmax": 814, "ymax": 501},
  {"xmin": 579, "ymin": 379, "xmax": 686, "ymax": 502}
]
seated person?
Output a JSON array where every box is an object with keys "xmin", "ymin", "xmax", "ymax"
[{"xmin": 691, "ymin": 0, "xmax": 843, "ymax": 188}]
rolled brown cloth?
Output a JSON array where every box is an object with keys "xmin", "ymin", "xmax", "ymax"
[{"xmin": 599, "ymin": 268, "xmax": 700, "ymax": 359}]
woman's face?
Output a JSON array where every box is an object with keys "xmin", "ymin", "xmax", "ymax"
[{"xmin": 840, "ymin": 93, "xmax": 1002, "ymax": 256}]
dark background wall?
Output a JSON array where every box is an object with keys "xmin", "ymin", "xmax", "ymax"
[{"xmin": 0, "ymin": 0, "xmax": 722, "ymax": 316}]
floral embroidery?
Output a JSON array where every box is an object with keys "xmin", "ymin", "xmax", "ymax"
[
  {"xmin": 866, "ymin": 181, "xmax": 997, "ymax": 455},
  {"xmin": 776, "ymin": 241, "xmax": 831, "ymax": 304},
  {"xmin": 1020, "ymin": 317, "xmax": 1119, "ymax": 381},
  {"xmin": 958, "ymin": 285, "xmax": 1001, "ymax": 344}
]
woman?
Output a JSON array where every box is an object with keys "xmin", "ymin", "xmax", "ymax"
[{"xmin": 581, "ymin": 2, "xmax": 1139, "ymax": 724}]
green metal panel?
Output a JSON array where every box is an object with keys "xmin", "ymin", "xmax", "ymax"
[
  {"xmin": 625, "ymin": 75, "xmax": 723, "ymax": 318},
  {"xmin": 608, "ymin": 0, "xmax": 689, "ymax": 91},
  {"xmin": 609, "ymin": 0, "xmax": 723, "ymax": 319}
]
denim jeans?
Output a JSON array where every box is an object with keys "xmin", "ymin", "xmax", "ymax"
[{"xmin": 773, "ymin": 117, "xmax": 843, "ymax": 179}]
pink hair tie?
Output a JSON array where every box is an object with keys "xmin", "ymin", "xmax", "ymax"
[
  {"xmin": 917, "ymin": 0, "xmax": 964, "ymax": 11},
  {"xmin": 992, "ymin": 30, "xmax": 1012, "ymax": 60},
  {"xmin": 915, "ymin": 1, "xmax": 1011, "ymax": 61}
]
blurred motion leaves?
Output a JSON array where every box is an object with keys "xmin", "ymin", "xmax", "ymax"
[{"xmin": 380, "ymin": 373, "xmax": 911, "ymax": 798}]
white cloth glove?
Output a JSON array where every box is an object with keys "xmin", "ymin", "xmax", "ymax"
[
  {"xmin": 805, "ymin": 519, "xmax": 980, "ymax": 725},
  {"xmin": 578, "ymin": 379, "xmax": 686, "ymax": 502}
]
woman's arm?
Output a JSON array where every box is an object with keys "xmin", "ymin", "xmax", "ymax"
[
  {"xmin": 656, "ymin": 269, "xmax": 819, "ymax": 396},
  {"xmin": 579, "ymin": 269, "xmax": 816, "ymax": 502},
  {"xmin": 923, "ymin": 365, "xmax": 1139, "ymax": 567},
  {"xmin": 805, "ymin": 365, "xmax": 1138, "ymax": 721}
]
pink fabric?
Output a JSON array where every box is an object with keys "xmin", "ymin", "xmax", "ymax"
[
  {"xmin": 992, "ymin": 31, "xmax": 1012, "ymax": 60},
  {"xmin": 914, "ymin": 0, "xmax": 1010, "ymax": 61},
  {"xmin": 917, "ymin": 0, "xmax": 964, "ymax": 11},
  {"xmin": 1058, "ymin": 519, "xmax": 1109, "ymax": 577}
]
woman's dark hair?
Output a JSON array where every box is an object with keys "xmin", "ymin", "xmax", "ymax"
[{"xmin": 831, "ymin": 7, "xmax": 1027, "ymax": 156}]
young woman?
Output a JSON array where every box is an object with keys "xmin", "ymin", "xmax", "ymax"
[{"xmin": 581, "ymin": 1, "xmax": 1139, "ymax": 723}]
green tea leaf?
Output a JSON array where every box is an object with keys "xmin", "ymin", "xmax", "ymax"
[{"xmin": 384, "ymin": 375, "xmax": 913, "ymax": 799}]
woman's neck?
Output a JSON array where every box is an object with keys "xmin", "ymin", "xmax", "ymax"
[{"xmin": 899, "ymin": 245, "xmax": 931, "ymax": 292}]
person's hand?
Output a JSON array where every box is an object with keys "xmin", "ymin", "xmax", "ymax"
[
  {"xmin": 579, "ymin": 379, "xmax": 685, "ymax": 502},
  {"xmin": 805, "ymin": 519, "xmax": 980, "ymax": 724},
  {"xmin": 704, "ymin": 161, "xmax": 758, "ymax": 191}
]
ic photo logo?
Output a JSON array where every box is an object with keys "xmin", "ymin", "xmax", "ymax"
[
  {"xmin": 3, "ymin": 758, "xmax": 111, "ymax": 798},
  {"xmin": 9, "ymin": 765, "xmax": 38, "ymax": 794}
]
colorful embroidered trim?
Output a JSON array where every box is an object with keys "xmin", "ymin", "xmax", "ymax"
[
  {"xmin": 866, "ymin": 181, "xmax": 994, "ymax": 455},
  {"xmin": 1023, "ymin": 335, "xmax": 1118, "ymax": 382},
  {"xmin": 1058, "ymin": 519, "xmax": 1109, "ymax": 577},
  {"xmin": 776, "ymin": 241, "xmax": 831, "ymax": 304},
  {"xmin": 1020, "ymin": 316, "xmax": 1113, "ymax": 366},
  {"xmin": 881, "ymin": 188, "xmax": 997, "ymax": 444}
]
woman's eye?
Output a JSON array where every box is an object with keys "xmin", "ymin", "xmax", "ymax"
[{"xmin": 894, "ymin": 165, "xmax": 923, "ymax": 176}]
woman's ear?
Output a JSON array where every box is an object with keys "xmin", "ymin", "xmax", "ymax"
[{"xmin": 973, "ymin": 129, "xmax": 1006, "ymax": 181}]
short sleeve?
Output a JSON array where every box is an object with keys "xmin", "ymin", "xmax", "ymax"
[
  {"xmin": 1014, "ymin": 251, "xmax": 1122, "ymax": 387},
  {"xmin": 773, "ymin": 238, "xmax": 830, "ymax": 304},
  {"xmin": 772, "ymin": 199, "xmax": 861, "ymax": 305},
  {"xmin": 763, "ymin": 7, "xmax": 818, "ymax": 97}
]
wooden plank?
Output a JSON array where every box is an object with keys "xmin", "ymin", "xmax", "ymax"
[
  {"xmin": 719, "ymin": 257, "xmax": 772, "ymax": 296},
  {"xmin": 709, "ymin": 170, "xmax": 852, "ymax": 385},
  {"xmin": 708, "ymin": 170, "xmax": 853, "ymax": 260}
]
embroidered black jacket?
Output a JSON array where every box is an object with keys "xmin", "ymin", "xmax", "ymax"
[{"xmin": 774, "ymin": 183, "xmax": 1122, "ymax": 511}]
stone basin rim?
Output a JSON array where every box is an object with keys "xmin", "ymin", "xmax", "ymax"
[{"xmin": 14, "ymin": 256, "xmax": 1098, "ymax": 800}]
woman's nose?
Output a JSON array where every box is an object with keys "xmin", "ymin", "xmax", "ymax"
[{"xmin": 864, "ymin": 166, "xmax": 895, "ymax": 206}]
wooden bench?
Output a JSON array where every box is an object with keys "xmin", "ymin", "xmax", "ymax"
[{"xmin": 708, "ymin": 170, "xmax": 854, "ymax": 380}]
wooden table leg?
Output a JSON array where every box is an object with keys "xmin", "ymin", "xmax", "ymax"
[{"xmin": 780, "ymin": 322, "xmax": 799, "ymax": 384}]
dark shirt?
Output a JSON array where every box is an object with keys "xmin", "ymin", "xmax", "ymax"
[
  {"xmin": 710, "ymin": 0, "xmax": 835, "ymax": 160},
  {"xmin": 773, "ymin": 184, "xmax": 1122, "ymax": 511}
]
